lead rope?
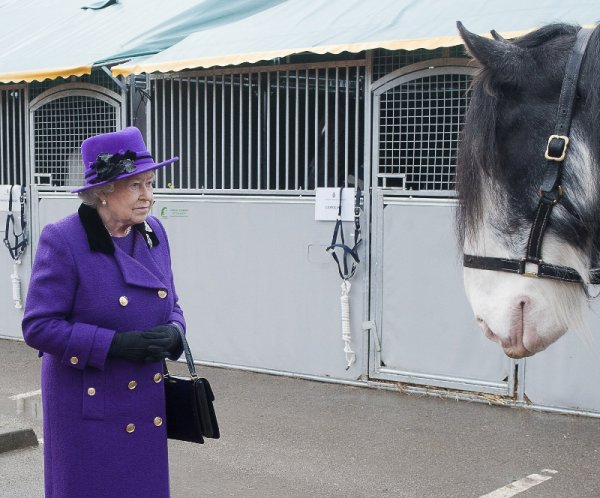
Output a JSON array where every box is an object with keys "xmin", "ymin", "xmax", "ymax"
[
  {"xmin": 326, "ymin": 187, "xmax": 362, "ymax": 369},
  {"xmin": 3, "ymin": 185, "xmax": 27, "ymax": 309},
  {"xmin": 340, "ymin": 279, "xmax": 354, "ymax": 368}
]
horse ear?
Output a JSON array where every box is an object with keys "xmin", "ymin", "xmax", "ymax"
[
  {"xmin": 457, "ymin": 21, "xmax": 523, "ymax": 78},
  {"xmin": 490, "ymin": 29, "xmax": 506, "ymax": 42}
]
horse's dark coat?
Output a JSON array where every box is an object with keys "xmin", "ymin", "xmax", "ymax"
[{"xmin": 456, "ymin": 23, "xmax": 600, "ymax": 269}]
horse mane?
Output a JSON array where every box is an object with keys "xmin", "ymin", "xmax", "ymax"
[{"xmin": 456, "ymin": 23, "xmax": 600, "ymax": 252}]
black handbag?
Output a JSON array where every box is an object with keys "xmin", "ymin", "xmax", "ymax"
[{"xmin": 163, "ymin": 329, "xmax": 220, "ymax": 443}]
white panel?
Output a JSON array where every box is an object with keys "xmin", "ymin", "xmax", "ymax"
[
  {"xmin": 37, "ymin": 195, "xmax": 80, "ymax": 230},
  {"xmin": 154, "ymin": 196, "xmax": 365, "ymax": 380},
  {"xmin": 524, "ymin": 302, "xmax": 600, "ymax": 414},
  {"xmin": 376, "ymin": 199, "xmax": 511, "ymax": 392},
  {"xmin": 26, "ymin": 195, "xmax": 365, "ymax": 379}
]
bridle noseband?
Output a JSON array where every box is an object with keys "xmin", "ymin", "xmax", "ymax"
[{"xmin": 463, "ymin": 27, "xmax": 600, "ymax": 286}]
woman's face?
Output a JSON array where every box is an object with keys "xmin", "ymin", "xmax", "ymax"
[{"xmin": 101, "ymin": 171, "xmax": 155, "ymax": 227}]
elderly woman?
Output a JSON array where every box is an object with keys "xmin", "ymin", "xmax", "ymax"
[{"xmin": 22, "ymin": 127, "xmax": 185, "ymax": 497}]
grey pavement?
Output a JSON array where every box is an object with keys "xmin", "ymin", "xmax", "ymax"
[{"xmin": 1, "ymin": 337, "xmax": 600, "ymax": 497}]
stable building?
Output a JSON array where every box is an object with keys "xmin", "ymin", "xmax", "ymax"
[{"xmin": 1, "ymin": 0, "xmax": 599, "ymax": 416}]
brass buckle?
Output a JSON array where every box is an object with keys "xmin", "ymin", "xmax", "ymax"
[
  {"xmin": 545, "ymin": 135, "xmax": 569, "ymax": 162},
  {"xmin": 521, "ymin": 258, "xmax": 542, "ymax": 278},
  {"xmin": 539, "ymin": 185, "xmax": 563, "ymax": 205}
]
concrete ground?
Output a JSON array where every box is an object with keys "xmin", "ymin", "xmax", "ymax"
[{"xmin": 1, "ymin": 337, "xmax": 600, "ymax": 498}]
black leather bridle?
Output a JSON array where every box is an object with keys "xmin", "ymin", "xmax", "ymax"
[{"xmin": 463, "ymin": 27, "xmax": 600, "ymax": 286}]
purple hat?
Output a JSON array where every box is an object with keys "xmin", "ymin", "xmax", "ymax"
[{"xmin": 71, "ymin": 127, "xmax": 178, "ymax": 193}]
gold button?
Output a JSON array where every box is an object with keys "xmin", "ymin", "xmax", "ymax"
[
  {"xmin": 119, "ymin": 296, "xmax": 129, "ymax": 306},
  {"xmin": 153, "ymin": 373, "xmax": 163, "ymax": 384},
  {"xmin": 126, "ymin": 423, "xmax": 135, "ymax": 433},
  {"xmin": 153, "ymin": 416, "xmax": 163, "ymax": 427},
  {"xmin": 128, "ymin": 380, "xmax": 137, "ymax": 390},
  {"xmin": 87, "ymin": 387, "xmax": 96, "ymax": 396},
  {"xmin": 157, "ymin": 290, "xmax": 167, "ymax": 299},
  {"xmin": 70, "ymin": 356, "xmax": 79, "ymax": 365}
]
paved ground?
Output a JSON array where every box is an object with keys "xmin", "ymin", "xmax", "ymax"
[{"xmin": 1, "ymin": 337, "xmax": 600, "ymax": 497}]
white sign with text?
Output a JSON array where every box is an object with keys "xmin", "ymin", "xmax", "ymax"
[
  {"xmin": 0, "ymin": 185, "xmax": 22, "ymax": 213},
  {"xmin": 315, "ymin": 187, "xmax": 355, "ymax": 221}
]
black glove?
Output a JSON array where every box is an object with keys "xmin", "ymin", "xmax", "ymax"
[
  {"xmin": 108, "ymin": 329, "xmax": 172, "ymax": 363},
  {"xmin": 144, "ymin": 324, "xmax": 183, "ymax": 355}
]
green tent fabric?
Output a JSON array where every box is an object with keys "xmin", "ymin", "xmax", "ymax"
[
  {"xmin": 0, "ymin": 0, "xmax": 598, "ymax": 84},
  {"xmin": 97, "ymin": 0, "xmax": 285, "ymax": 64},
  {"xmin": 113, "ymin": 0, "xmax": 599, "ymax": 77},
  {"xmin": 0, "ymin": 0, "xmax": 283, "ymax": 83},
  {"xmin": 0, "ymin": 0, "xmax": 204, "ymax": 83}
]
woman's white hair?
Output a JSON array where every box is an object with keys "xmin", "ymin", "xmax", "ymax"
[{"xmin": 77, "ymin": 183, "xmax": 115, "ymax": 207}]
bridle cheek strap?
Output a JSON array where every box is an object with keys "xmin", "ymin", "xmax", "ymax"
[{"xmin": 463, "ymin": 27, "xmax": 598, "ymax": 286}]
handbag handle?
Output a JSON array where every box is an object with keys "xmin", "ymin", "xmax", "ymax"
[{"xmin": 163, "ymin": 326, "xmax": 198, "ymax": 379}]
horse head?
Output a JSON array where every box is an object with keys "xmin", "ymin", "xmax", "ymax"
[{"xmin": 456, "ymin": 22, "xmax": 600, "ymax": 358}]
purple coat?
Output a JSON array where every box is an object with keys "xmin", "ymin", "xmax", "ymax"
[{"xmin": 22, "ymin": 205, "xmax": 186, "ymax": 498}]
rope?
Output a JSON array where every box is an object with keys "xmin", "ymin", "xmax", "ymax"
[
  {"xmin": 340, "ymin": 279, "xmax": 356, "ymax": 369},
  {"xmin": 11, "ymin": 261, "xmax": 22, "ymax": 309},
  {"xmin": 326, "ymin": 186, "xmax": 361, "ymax": 369}
]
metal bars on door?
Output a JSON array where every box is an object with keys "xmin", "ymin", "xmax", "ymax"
[
  {"xmin": 149, "ymin": 62, "xmax": 366, "ymax": 193},
  {"xmin": 372, "ymin": 61, "xmax": 475, "ymax": 195},
  {"xmin": 0, "ymin": 85, "xmax": 27, "ymax": 186},
  {"xmin": 29, "ymin": 85, "xmax": 125, "ymax": 188}
]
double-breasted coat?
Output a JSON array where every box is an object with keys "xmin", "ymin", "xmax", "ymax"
[{"xmin": 22, "ymin": 204, "xmax": 186, "ymax": 498}]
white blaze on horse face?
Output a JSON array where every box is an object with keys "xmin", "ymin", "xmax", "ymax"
[{"xmin": 463, "ymin": 193, "xmax": 587, "ymax": 358}]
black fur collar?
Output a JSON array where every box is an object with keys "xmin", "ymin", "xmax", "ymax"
[{"xmin": 78, "ymin": 204, "xmax": 159, "ymax": 254}]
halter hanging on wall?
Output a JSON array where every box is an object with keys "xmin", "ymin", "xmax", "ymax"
[
  {"xmin": 463, "ymin": 27, "xmax": 600, "ymax": 288},
  {"xmin": 3, "ymin": 185, "xmax": 27, "ymax": 262},
  {"xmin": 326, "ymin": 187, "xmax": 362, "ymax": 280},
  {"xmin": 326, "ymin": 186, "xmax": 362, "ymax": 369},
  {"xmin": 2, "ymin": 185, "xmax": 28, "ymax": 309}
]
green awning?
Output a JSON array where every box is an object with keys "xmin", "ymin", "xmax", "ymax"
[
  {"xmin": 97, "ymin": 0, "xmax": 286, "ymax": 64},
  {"xmin": 113, "ymin": 0, "xmax": 599, "ymax": 77},
  {"xmin": 1, "ymin": 0, "xmax": 597, "ymax": 84},
  {"xmin": 0, "ymin": 0, "xmax": 253, "ymax": 83}
]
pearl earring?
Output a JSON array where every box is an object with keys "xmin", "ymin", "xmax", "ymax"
[{"xmin": 101, "ymin": 199, "xmax": 107, "ymax": 206}]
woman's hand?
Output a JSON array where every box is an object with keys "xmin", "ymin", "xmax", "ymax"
[
  {"xmin": 143, "ymin": 324, "xmax": 183, "ymax": 354},
  {"xmin": 108, "ymin": 329, "xmax": 172, "ymax": 363}
]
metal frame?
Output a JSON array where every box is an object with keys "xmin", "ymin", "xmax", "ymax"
[
  {"xmin": 147, "ymin": 60, "xmax": 367, "ymax": 193},
  {"xmin": 368, "ymin": 60, "xmax": 514, "ymax": 396},
  {"xmin": 28, "ymin": 83, "xmax": 126, "ymax": 112},
  {"xmin": 0, "ymin": 84, "xmax": 29, "ymax": 186},
  {"xmin": 372, "ymin": 59, "xmax": 477, "ymax": 197},
  {"xmin": 29, "ymin": 83, "xmax": 126, "ymax": 189},
  {"xmin": 359, "ymin": 50, "xmax": 374, "ymax": 379}
]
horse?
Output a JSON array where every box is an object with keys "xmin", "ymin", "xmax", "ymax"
[{"xmin": 455, "ymin": 22, "xmax": 600, "ymax": 358}]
